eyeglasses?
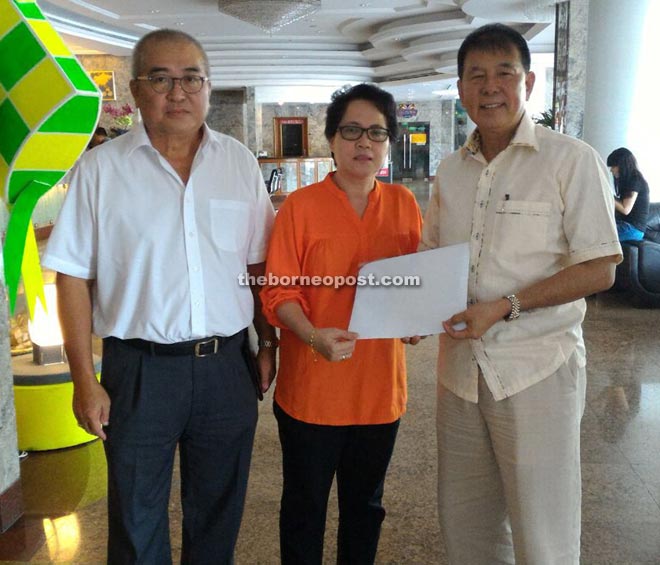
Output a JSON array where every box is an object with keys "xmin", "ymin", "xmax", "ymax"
[
  {"xmin": 337, "ymin": 125, "xmax": 390, "ymax": 142},
  {"xmin": 135, "ymin": 74, "xmax": 209, "ymax": 94}
]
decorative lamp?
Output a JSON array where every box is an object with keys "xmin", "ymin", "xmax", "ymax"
[
  {"xmin": 218, "ymin": 0, "xmax": 321, "ymax": 32},
  {"xmin": 27, "ymin": 283, "xmax": 65, "ymax": 365}
]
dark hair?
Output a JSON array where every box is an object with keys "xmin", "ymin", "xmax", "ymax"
[
  {"xmin": 132, "ymin": 29, "xmax": 210, "ymax": 78},
  {"xmin": 325, "ymin": 83, "xmax": 398, "ymax": 142},
  {"xmin": 606, "ymin": 147, "xmax": 645, "ymax": 191},
  {"xmin": 95, "ymin": 126, "xmax": 108, "ymax": 136},
  {"xmin": 457, "ymin": 23, "xmax": 531, "ymax": 79}
]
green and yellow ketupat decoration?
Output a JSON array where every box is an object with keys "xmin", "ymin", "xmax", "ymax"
[{"xmin": 0, "ymin": 0, "xmax": 100, "ymax": 316}]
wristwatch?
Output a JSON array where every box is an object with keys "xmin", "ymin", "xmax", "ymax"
[
  {"xmin": 258, "ymin": 338, "xmax": 279, "ymax": 349},
  {"xmin": 504, "ymin": 294, "xmax": 521, "ymax": 321}
]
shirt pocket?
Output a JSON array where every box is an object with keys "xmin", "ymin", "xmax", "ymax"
[
  {"xmin": 490, "ymin": 200, "xmax": 551, "ymax": 257},
  {"xmin": 210, "ymin": 199, "xmax": 251, "ymax": 252}
]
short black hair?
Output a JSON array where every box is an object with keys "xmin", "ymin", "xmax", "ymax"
[
  {"xmin": 457, "ymin": 23, "xmax": 531, "ymax": 79},
  {"xmin": 325, "ymin": 83, "xmax": 398, "ymax": 142},
  {"xmin": 95, "ymin": 126, "xmax": 108, "ymax": 136}
]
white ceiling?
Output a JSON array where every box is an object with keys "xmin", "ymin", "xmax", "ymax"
[{"xmin": 40, "ymin": 0, "xmax": 557, "ymax": 102}]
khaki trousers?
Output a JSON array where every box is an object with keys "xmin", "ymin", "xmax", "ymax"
[{"xmin": 436, "ymin": 353, "xmax": 586, "ymax": 565}]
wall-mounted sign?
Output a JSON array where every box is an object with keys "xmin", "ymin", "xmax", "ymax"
[{"xmin": 397, "ymin": 102, "xmax": 418, "ymax": 120}]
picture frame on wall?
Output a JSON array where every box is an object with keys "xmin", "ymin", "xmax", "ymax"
[{"xmin": 90, "ymin": 70, "xmax": 116, "ymax": 101}]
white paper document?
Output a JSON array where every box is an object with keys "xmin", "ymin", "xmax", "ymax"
[{"xmin": 348, "ymin": 243, "xmax": 469, "ymax": 339}]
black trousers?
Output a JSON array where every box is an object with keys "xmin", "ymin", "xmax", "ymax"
[
  {"xmin": 274, "ymin": 401, "xmax": 400, "ymax": 565},
  {"xmin": 101, "ymin": 333, "xmax": 257, "ymax": 565}
]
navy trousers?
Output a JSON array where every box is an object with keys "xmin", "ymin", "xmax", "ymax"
[
  {"xmin": 274, "ymin": 402, "xmax": 400, "ymax": 565},
  {"xmin": 101, "ymin": 333, "xmax": 257, "ymax": 565}
]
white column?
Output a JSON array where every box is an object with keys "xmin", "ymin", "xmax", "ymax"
[
  {"xmin": 583, "ymin": 0, "xmax": 659, "ymax": 198},
  {"xmin": 0, "ymin": 252, "xmax": 22, "ymax": 531}
]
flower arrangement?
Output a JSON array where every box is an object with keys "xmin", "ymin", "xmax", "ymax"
[{"xmin": 102, "ymin": 103, "xmax": 135, "ymax": 130}]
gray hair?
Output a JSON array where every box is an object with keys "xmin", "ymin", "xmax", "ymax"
[{"xmin": 132, "ymin": 29, "xmax": 210, "ymax": 78}]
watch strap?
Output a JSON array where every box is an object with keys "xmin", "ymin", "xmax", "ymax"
[{"xmin": 504, "ymin": 294, "xmax": 521, "ymax": 321}]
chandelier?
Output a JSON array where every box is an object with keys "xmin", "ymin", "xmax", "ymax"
[
  {"xmin": 218, "ymin": 0, "xmax": 322, "ymax": 33},
  {"xmin": 523, "ymin": 0, "xmax": 560, "ymax": 22}
]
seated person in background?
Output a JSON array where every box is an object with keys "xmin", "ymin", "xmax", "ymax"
[
  {"xmin": 87, "ymin": 126, "xmax": 109, "ymax": 149},
  {"xmin": 607, "ymin": 147, "xmax": 650, "ymax": 241}
]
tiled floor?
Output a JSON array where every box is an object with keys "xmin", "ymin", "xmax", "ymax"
[
  {"xmin": 1, "ymin": 291, "xmax": 658, "ymax": 564},
  {"xmin": 402, "ymin": 178, "xmax": 434, "ymax": 214}
]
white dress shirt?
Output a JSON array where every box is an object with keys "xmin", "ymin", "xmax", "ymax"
[
  {"xmin": 421, "ymin": 112, "xmax": 622, "ymax": 403},
  {"xmin": 44, "ymin": 123, "xmax": 275, "ymax": 343}
]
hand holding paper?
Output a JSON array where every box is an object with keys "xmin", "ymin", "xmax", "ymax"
[{"xmin": 348, "ymin": 243, "xmax": 469, "ymax": 339}]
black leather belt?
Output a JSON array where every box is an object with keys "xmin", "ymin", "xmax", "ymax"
[{"xmin": 120, "ymin": 333, "xmax": 240, "ymax": 357}]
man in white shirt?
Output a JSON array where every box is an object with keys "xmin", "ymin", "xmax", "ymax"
[
  {"xmin": 44, "ymin": 29, "xmax": 276, "ymax": 564},
  {"xmin": 421, "ymin": 24, "xmax": 622, "ymax": 564}
]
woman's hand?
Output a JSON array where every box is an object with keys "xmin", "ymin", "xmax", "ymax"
[
  {"xmin": 311, "ymin": 328, "xmax": 358, "ymax": 362},
  {"xmin": 401, "ymin": 335, "xmax": 426, "ymax": 345}
]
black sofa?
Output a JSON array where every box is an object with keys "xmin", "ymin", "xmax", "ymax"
[{"xmin": 613, "ymin": 202, "xmax": 660, "ymax": 307}]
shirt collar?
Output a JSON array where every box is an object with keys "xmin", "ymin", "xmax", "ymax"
[
  {"xmin": 126, "ymin": 121, "xmax": 217, "ymax": 156},
  {"xmin": 461, "ymin": 111, "xmax": 539, "ymax": 158},
  {"xmin": 326, "ymin": 171, "xmax": 382, "ymax": 203}
]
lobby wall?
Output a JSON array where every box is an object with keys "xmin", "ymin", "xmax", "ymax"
[
  {"xmin": 78, "ymin": 55, "xmax": 133, "ymax": 134},
  {"xmin": 259, "ymin": 103, "xmax": 330, "ymax": 158},
  {"xmin": 207, "ymin": 89, "xmax": 248, "ymax": 145},
  {"xmin": 255, "ymin": 98, "xmax": 456, "ymax": 174}
]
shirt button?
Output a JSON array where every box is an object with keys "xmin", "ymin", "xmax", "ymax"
[
  {"xmin": 474, "ymin": 233, "xmax": 480, "ymax": 240},
  {"xmin": 189, "ymin": 231, "xmax": 195, "ymax": 237},
  {"xmin": 470, "ymin": 265, "xmax": 476, "ymax": 273}
]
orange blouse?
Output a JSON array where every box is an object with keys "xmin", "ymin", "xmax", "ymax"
[{"xmin": 261, "ymin": 174, "xmax": 422, "ymax": 425}]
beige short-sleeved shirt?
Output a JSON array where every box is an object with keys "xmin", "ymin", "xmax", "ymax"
[{"xmin": 421, "ymin": 112, "xmax": 622, "ymax": 403}]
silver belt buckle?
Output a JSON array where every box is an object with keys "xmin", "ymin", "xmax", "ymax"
[{"xmin": 194, "ymin": 338, "xmax": 219, "ymax": 357}]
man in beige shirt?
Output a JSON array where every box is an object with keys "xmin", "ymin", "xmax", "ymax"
[{"xmin": 421, "ymin": 24, "xmax": 621, "ymax": 564}]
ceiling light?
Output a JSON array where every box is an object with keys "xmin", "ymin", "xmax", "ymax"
[
  {"xmin": 523, "ymin": 0, "xmax": 559, "ymax": 22},
  {"xmin": 218, "ymin": 0, "xmax": 321, "ymax": 33}
]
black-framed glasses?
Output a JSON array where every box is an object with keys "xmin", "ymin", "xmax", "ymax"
[
  {"xmin": 337, "ymin": 125, "xmax": 390, "ymax": 142},
  {"xmin": 135, "ymin": 74, "xmax": 209, "ymax": 94}
]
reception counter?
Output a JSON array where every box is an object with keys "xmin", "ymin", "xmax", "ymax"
[{"xmin": 259, "ymin": 157, "xmax": 334, "ymax": 193}]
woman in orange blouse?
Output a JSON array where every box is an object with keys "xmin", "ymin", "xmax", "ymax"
[{"xmin": 261, "ymin": 83, "xmax": 422, "ymax": 564}]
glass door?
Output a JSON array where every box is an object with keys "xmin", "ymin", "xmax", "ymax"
[{"xmin": 392, "ymin": 122, "xmax": 430, "ymax": 182}]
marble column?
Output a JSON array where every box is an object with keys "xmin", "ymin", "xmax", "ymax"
[
  {"xmin": 244, "ymin": 87, "xmax": 259, "ymax": 153},
  {"xmin": 0, "ymin": 251, "xmax": 23, "ymax": 532},
  {"xmin": 582, "ymin": 0, "xmax": 652, "ymax": 169},
  {"xmin": 563, "ymin": 0, "xmax": 589, "ymax": 138}
]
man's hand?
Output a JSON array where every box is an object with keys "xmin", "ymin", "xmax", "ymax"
[
  {"xmin": 312, "ymin": 328, "xmax": 358, "ymax": 362},
  {"xmin": 442, "ymin": 299, "xmax": 510, "ymax": 340},
  {"xmin": 73, "ymin": 378, "xmax": 110, "ymax": 440},
  {"xmin": 256, "ymin": 346, "xmax": 277, "ymax": 394}
]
